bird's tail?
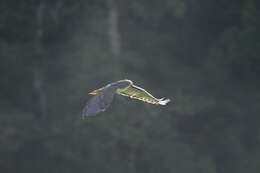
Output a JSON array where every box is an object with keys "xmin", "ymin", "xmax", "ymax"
[{"xmin": 158, "ymin": 98, "xmax": 171, "ymax": 105}]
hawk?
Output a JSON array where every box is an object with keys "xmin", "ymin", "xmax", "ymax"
[{"xmin": 82, "ymin": 79, "xmax": 170, "ymax": 118}]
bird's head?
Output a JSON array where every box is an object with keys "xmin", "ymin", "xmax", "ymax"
[{"xmin": 88, "ymin": 87, "xmax": 104, "ymax": 95}]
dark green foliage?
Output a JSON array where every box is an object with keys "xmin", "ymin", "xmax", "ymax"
[{"xmin": 1, "ymin": 0, "xmax": 260, "ymax": 173}]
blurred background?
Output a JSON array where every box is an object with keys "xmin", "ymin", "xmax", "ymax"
[{"xmin": 1, "ymin": 0, "xmax": 260, "ymax": 172}]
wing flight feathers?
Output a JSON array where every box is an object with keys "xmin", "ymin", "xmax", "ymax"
[{"xmin": 117, "ymin": 84, "xmax": 170, "ymax": 105}]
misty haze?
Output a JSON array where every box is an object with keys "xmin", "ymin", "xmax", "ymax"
[{"xmin": 0, "ymin": 0, "xmax": 259, "ymax": 173}]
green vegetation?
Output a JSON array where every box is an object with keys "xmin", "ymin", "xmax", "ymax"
[{"xmin": 1, "ymin": 0, "xmax": 260, "ymax": 172}]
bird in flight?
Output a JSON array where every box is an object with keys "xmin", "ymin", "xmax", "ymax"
[{"xmin": 82, "ymin": 79, "xmax": 170, "ymax": 118}]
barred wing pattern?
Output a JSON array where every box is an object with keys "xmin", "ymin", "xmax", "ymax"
[{"xmin": 117, "ymin": 84, "xmax": 170, "ymax": 105}]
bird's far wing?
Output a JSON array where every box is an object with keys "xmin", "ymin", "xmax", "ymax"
[
  {"xmin": 117, "ymin": 84, "xmax": 170, "ymax": 105},
  {"xmin": 82, "ymin": 88, "xmax": 115, "ymax": 118}
]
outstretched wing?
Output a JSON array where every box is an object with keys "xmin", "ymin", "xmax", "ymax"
[
  {"xmin": 117, "ymin": 84, "xmax": 170, "ymax": 105},
  {"xmin": 82, "ymin": 87, "xmax": 116, "ymax": 118}
]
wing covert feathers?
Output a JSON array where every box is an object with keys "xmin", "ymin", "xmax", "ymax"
[{"xmin": 117, "ymin": 84, "xmax": 170, "ymax": 105}]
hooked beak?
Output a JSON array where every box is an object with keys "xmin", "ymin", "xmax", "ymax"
[{"xmin": 88, "ymin": 87, "xmax": 104, "ymax": 95}]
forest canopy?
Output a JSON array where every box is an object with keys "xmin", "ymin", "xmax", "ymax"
[{"xmin": 0, "ymin": 0, "xmax": 260, "ymax": 173}]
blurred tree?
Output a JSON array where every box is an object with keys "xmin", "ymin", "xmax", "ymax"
[
  {"xmin": 108, "ymin": 0, "xmax": 121, "ymax": 56},
  {"xmin": 1, "ymin": 0, "xmax": 260, "ymax": 173}
]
